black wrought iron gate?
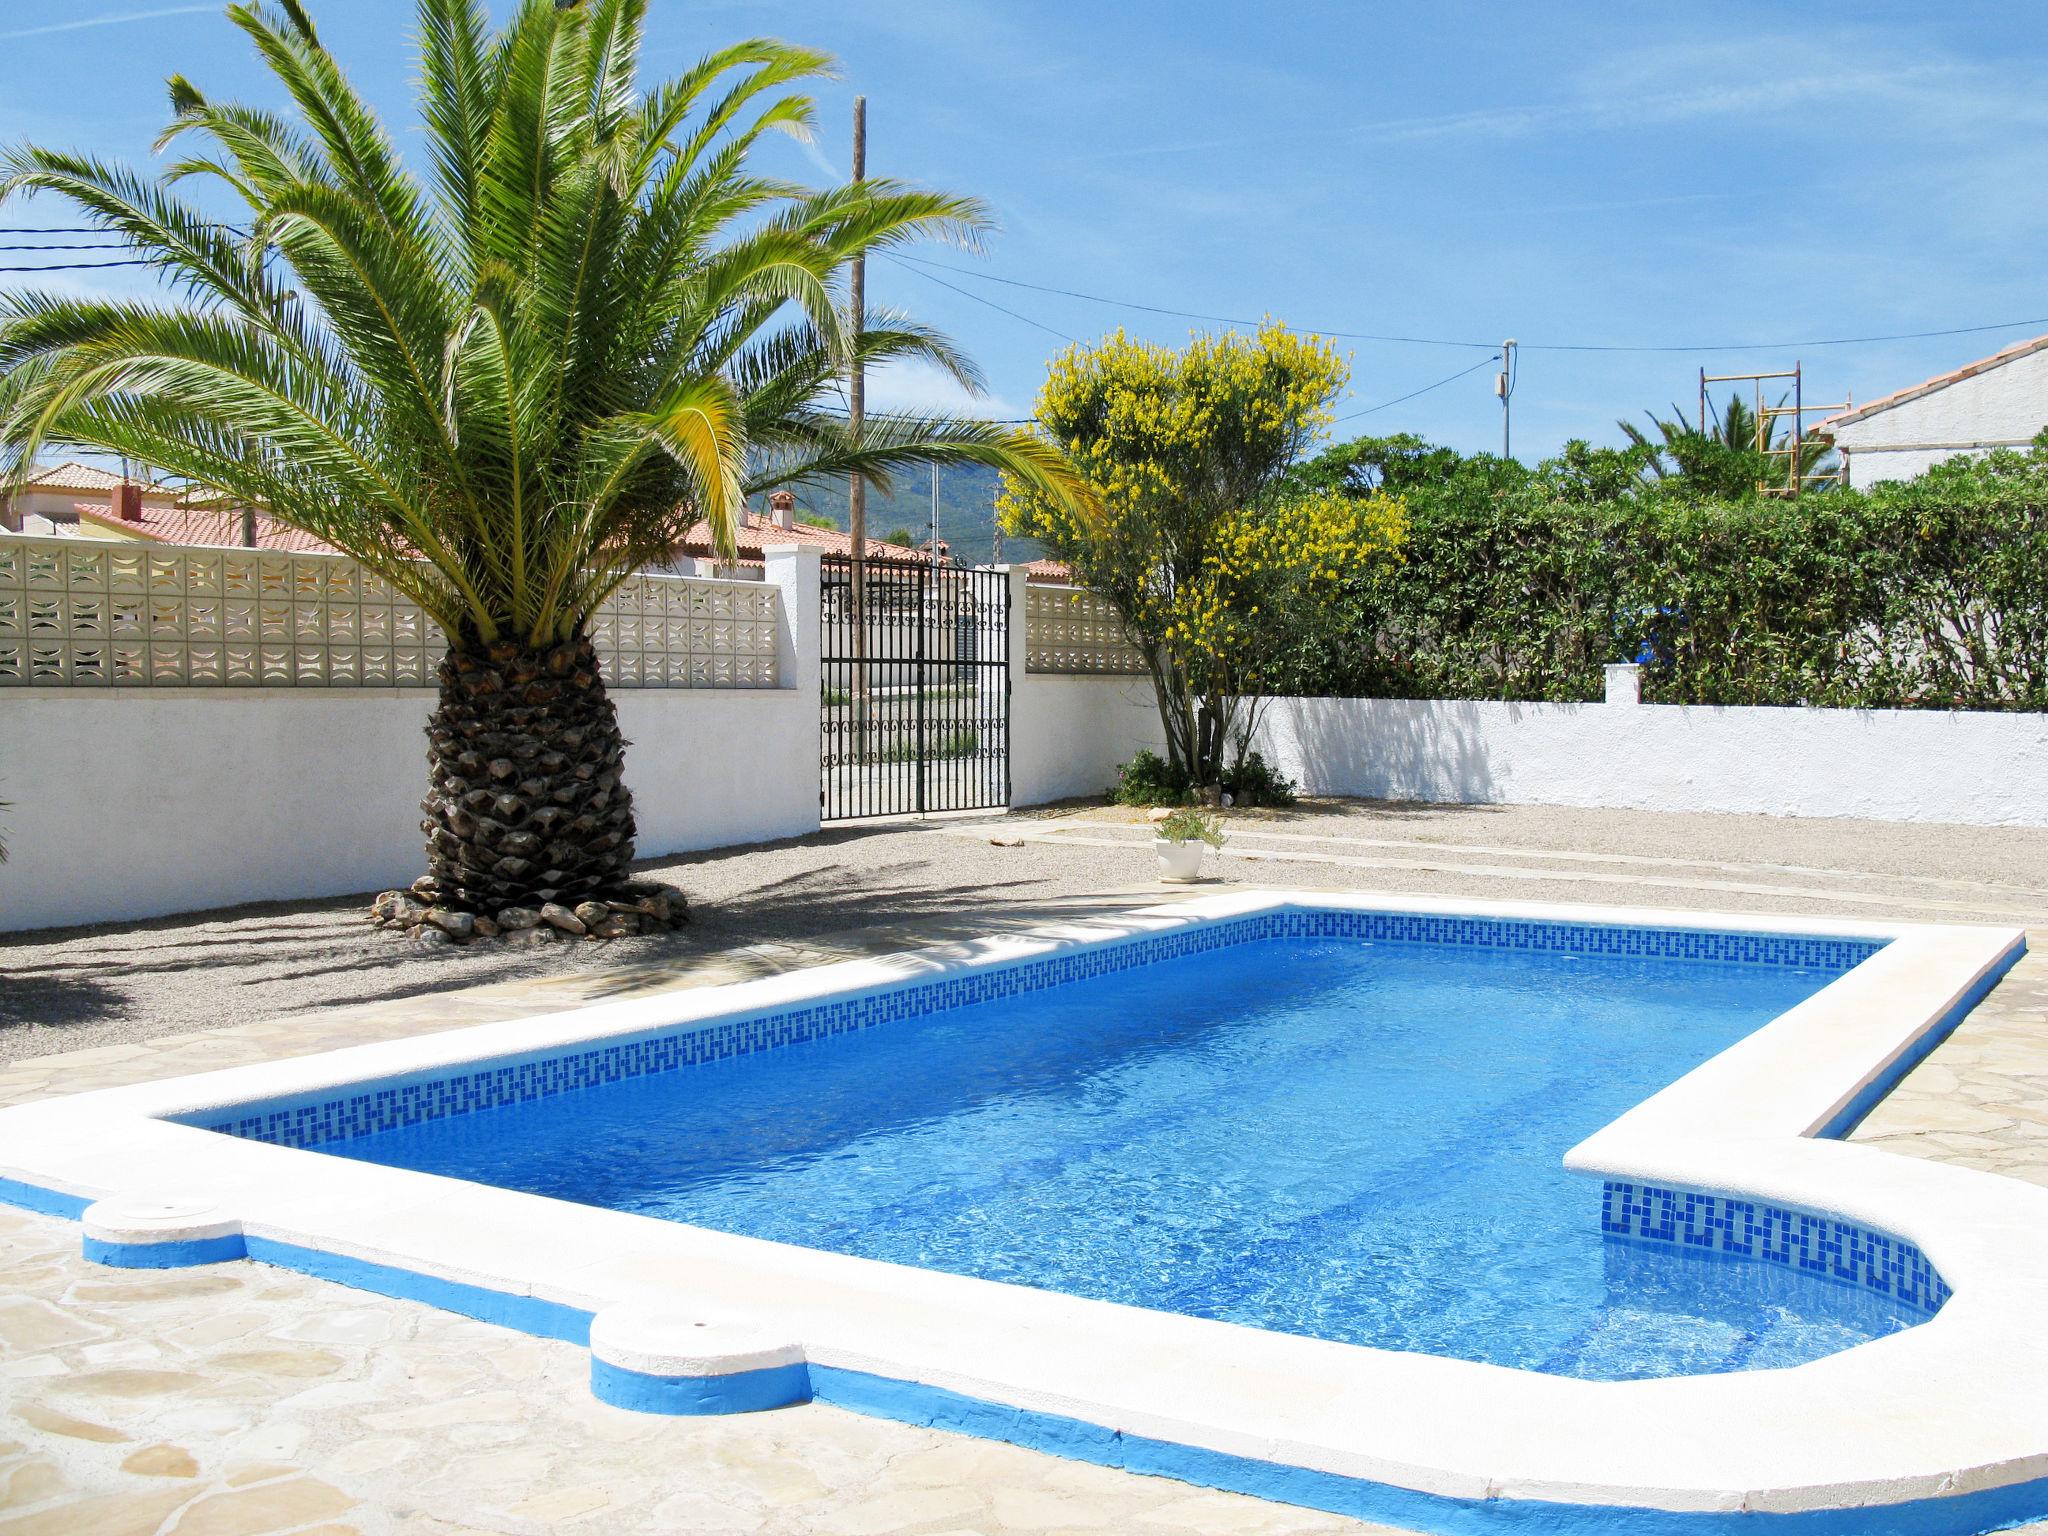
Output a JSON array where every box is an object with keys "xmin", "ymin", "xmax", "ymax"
[{"xmin": 820, "ymin": 554, "xmax": 1010, "ymax": 821}]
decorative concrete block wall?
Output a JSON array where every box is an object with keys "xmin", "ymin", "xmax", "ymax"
[
  {"xmin": 1022, "ymin": 583, "xmax": 1146, "ymax": 675},
  {"xmin": 0, "ymin": 536, "xmax": 779, "ymax": 690}
]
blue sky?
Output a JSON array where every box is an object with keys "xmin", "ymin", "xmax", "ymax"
[{"xmin": 3, "ymin": 1, "xmax": 2045, "ymax": 459}]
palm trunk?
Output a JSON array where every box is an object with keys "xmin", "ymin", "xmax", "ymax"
[{"xmin": 419, "ymin": 636, "xmax": 637, "ymax": 913}]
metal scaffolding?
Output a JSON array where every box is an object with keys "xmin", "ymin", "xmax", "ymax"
[{"xmin": 1698, "ymin": 363, "xmax": 1849, "ymax": 498}]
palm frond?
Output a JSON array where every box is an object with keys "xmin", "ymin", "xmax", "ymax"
[{"xmin": 0, "ymin": 0, "xmax": 1086, "ymax": 651}]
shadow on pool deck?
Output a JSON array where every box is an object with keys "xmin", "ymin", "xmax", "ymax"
[
  {"xmin": 0, "ymin": 819, "xmax": 1174, "ymax": 1051},
  {"xmin": 7, "ymin": 796, "xmax": 2047, "ymax": 1063}
]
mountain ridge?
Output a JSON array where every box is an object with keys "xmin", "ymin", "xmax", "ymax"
[{"xmin": 764, "ymin": 462, "xmax": 1044, "ymax": 567}]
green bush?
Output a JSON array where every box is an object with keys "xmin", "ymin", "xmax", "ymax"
[
  {"xmin": 878, "ymin": 728, "xmax": 978, "ymax": 764},
  {"xmin": 1110, "ymin": 749, "xmax": 1193, "ymax": 807},
  {"xmin": 1111, "ymin": 747, "xmax": 1297, "ymax": 807},
  {"xmin": 1224, "ymin": 750, "xmax": 1297, "ymax": 807},
  {"xmin": 1271, "ymin": 441, "xmax": 2048, "ymax": 710}
]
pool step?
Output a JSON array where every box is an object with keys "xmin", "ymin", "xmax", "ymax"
[
  {"xmin": 81, "ymin": 1195, "xmax": 245, "ymax": 1268},
  {"xmin": 587, "ymin": 1303, "xmax": 810, "ymax": 1415}
]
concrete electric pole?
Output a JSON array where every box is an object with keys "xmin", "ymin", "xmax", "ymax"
[{"xmin": 1496, "ymin": 339, "xmax": 1517, "ymax": 460}]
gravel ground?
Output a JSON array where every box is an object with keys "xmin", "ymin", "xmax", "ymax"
[{"xmin": 5, "ymin": 796, "xmax": 2046, "ymax": 1063}]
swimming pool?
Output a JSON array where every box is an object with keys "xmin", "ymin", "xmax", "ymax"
[
  {"xmin": 0, "ymin": 891, "xmax": 2037, "ymax": 1534},
  {"xmin": 316, "ymin": 923, "xmax": 1915, "ymax": 1380}
]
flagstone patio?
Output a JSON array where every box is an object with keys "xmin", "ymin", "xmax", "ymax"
[{"xmin": 4, "ymin": 801, "xmax": 2045, "ymax": 1535}]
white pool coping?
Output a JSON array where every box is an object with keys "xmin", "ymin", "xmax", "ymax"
[{"xmin": 0, "ymin": 890, "xmax": 2038, "ymax": 1525}]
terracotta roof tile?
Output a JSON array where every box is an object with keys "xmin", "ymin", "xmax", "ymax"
[
  {"xmin": 22, "ymin": 461, "xmax": 136, "ymax": 493},
  {"xmin": 675, "ymin": 511, "xmax": 935, "ymax": 565},
  {"xmin": 71, "ymin": 502, "xmax": 340, "ymax": 554},
  {"xmin": 1820, "ymin": 332, "xmax": 2048, "ymax": 432},
  {"xmin": 674, "ymin": 510, "xmax": 1068, "ymax": 582}
]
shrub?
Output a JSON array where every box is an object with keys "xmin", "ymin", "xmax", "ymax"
[
  {"xmin": 1271, "ymin": 441, "xmax": 2048, "ymax": 711},
  {"xmin": 1003, "ymin": 326, "xmax": 1404, "ymax": 790},
  {"xmin": 878, "ymin": 728, "xmax": 978, "ymax": 764},
  {"xmin": 1224, "ymin": 750, "xmax": 1296, "ymax": 807},
  {"xmin": 1110, "ymin": 749, "xmax": 1192, "ymax": 807}
]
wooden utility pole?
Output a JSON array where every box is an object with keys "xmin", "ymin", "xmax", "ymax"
[
  {"xmin": 848, "ymin": 96, "xmax": 869, "ymax": 733},
  {"xmin": 848, "ymin": 95, "xmax": 867, "ymax": 569}
]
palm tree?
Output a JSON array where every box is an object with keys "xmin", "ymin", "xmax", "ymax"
[
  {"xmin": 1620, "ymin": 392, "xmax": 1834, "ymax": 499},
  {"xmin": 0, "ymin": 0, "xmax": 1083, "ymax": 921}
]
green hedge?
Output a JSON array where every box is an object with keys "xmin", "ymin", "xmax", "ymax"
[{"xmin": 1272, "ymin": 451, "xmax": 2048, "ymax": 710}]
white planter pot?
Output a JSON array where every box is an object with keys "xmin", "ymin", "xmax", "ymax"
[{"xmin": 1154, "ymin": 837, "xmax": 1208, "ymax": 883}]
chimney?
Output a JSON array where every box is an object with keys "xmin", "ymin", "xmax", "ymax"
[
  {"xmin": 767, "ymin": 489, "xmax": 796, "ymax": 531},
  {"xmin": 112, "ymin": 482, "xmax": 143, "ymax": 522}
]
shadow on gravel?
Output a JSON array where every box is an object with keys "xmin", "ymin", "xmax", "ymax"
[
  {"xmin": 0, "ymin": 973, "xmax": 133, "ymax": 1030},
  {"xmin": 1, "ymin": 817, "xmax": 1178, "ymax": 1049},
  {"xmin": 645, "ymin": 837, "xmax": 1071, "ymax": 941}
]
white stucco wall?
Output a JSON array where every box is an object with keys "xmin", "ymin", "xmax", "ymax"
[
  {"xmin": 1011, "ymin": 674, "xmax": 1163, "ymax": 806},
  {"xmin": 0, "ymin": 548, "xmax": 824, "ymax": 934},
  {"xmin": 999, "ymin": 566, "xmax": 1165, "ymax": 807},
  {"xmin": 1252, "ymin": 695, "xmax": 2048, "ymax": 826},
  {"xmin": 1833, "ymin": 343, "xmax": 2048, "ymax": 488},
  {"xmin": 0, "ymin": 687, "xmax": 820, "ymax": 934}
]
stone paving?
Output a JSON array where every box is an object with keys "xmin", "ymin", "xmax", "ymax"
[
  {"xmin": 0, "ymin": 1205, "xmax": 1374, "ymax": 1536},
  {"xmin": 1849, "ymin": 950, "xmax": 2048, "ymax": 1186},
  {"xmin": 4, "ymin": 801, "xmax": 2047, "ymax": 1535}
]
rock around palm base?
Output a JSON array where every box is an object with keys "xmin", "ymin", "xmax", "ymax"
[{"xmin": 369, "ymin": 878, "xmax": 687, "ymax": 947}]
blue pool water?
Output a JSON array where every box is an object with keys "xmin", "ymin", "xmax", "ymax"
[{"xmin": 325, "ymin": 933, "xmax": 1925, "ymax": 1379}]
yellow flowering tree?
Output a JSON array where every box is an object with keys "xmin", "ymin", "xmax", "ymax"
[{"xmin": 1001, "ymin": 325, "xmax": 1405, "ymax": 792}]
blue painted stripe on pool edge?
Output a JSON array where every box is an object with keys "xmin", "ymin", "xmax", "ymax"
[
  {"xmin": 83, "ymin": 1232, "xmax": 247, "ymax": 1268},
  {"xmin": 0, "ymin": 1175, "xmax": 88, "ymax": 1219},
  {"xmin": 590, "ymin": 1356, "xmax": 811, "ymax": 1415},
  {"xmin": 0, "ymin": 1177, "xmax": 2042, "ymax": 1534},
  {"xmin": 1815, "ymin": 933, "xmax": 2027, "ymax": 1141},
  {"xmin": 807, "ymin": 1363, "xmax": 2048, "ymax": 1535},
  {"xmin": 238, "ymin": 1236, "xmax": 595, "ymax": 1344}
]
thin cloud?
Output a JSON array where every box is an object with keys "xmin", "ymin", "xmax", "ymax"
[
  {"xmin": 1074, "ymin": 57, "xmax": 1967, "ymax": 167},
  {"xmin": 0, "ymin": 5, "xmax": 214, "ymax": 44},
  {"xmin": 793, "ymin": 132, "xmax": 842, "ymax": 184},
  {"xmin": 866, "ymin": 358, "xmax": 1017, "ymax": 423}
]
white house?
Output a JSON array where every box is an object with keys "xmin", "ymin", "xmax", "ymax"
[
  {"xmin": 1819, "ymin": 333, "xmax": 2048, "ymax": 488},
  {"xmin": 0, "ymin": 461, "xmax": 183, "ymax": 531}
]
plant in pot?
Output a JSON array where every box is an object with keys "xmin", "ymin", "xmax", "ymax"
[{"xmin": 1153, "ymin": 807, "xmax": 1224, "ymax": 883}]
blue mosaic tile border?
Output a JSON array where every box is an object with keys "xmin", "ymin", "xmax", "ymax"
[
  {"xmin": 1602, "ymin": 1180, "xmax": 1949, "ymax": 1316},
  {"xmin": 1271, "ymin": 909, "xmax": 1884, "ymax": 972},
  {"xmin": 189, "ymin": 909, "xmax": 1882, "ymax": 1151}
]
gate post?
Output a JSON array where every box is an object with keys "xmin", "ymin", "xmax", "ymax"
[
  {"xmin": 997, "ymin": 565, "xmax": 1029, "ymax": 680},
  {"xmin": 763, "ymin": 544, "xmax": 823, "ymax": 828},
  {"xmin": 999, "ymin": 565, "xmax": 1028, "ymax": 809}
]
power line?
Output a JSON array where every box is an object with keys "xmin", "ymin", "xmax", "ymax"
[
  {"xmin": 879, "ymin": 251, "xmax": 1506, "ymax": 429},
  {"xmin": 807, "ymin": 402, "xmax": 1035, "ymax": 425},
  {"xmin": 0, "ymin": 223, "xmax": 247, "ymax": 235},
  {"xmin": 0, "ymin": 258, "xmax": 159, "ymax": 271},
  {"xmin": 889, "ymin": 251, "xmax": 1493, "ymax": 349},
  {"xmin": 878, "ymin": 252, "xmax": 1078, "ymax": 344},
  {"xmin": 885, "ymin": 251, "xmax": 2048, "ymax": 356},
  {"xmin": 0, "ymin": 241, "xmax": 131, "ymax": 251},
  {"xmin": 1332, "ymin": 354, "xmax": 1502, "ymax": 423},
  {"xmin": 1523, "ymin": 318, "xmax": 2048, "ymax": 354},
  {"xmin": 14, "ymin": 226, "xmax": 2040, "ymax": 357}
]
